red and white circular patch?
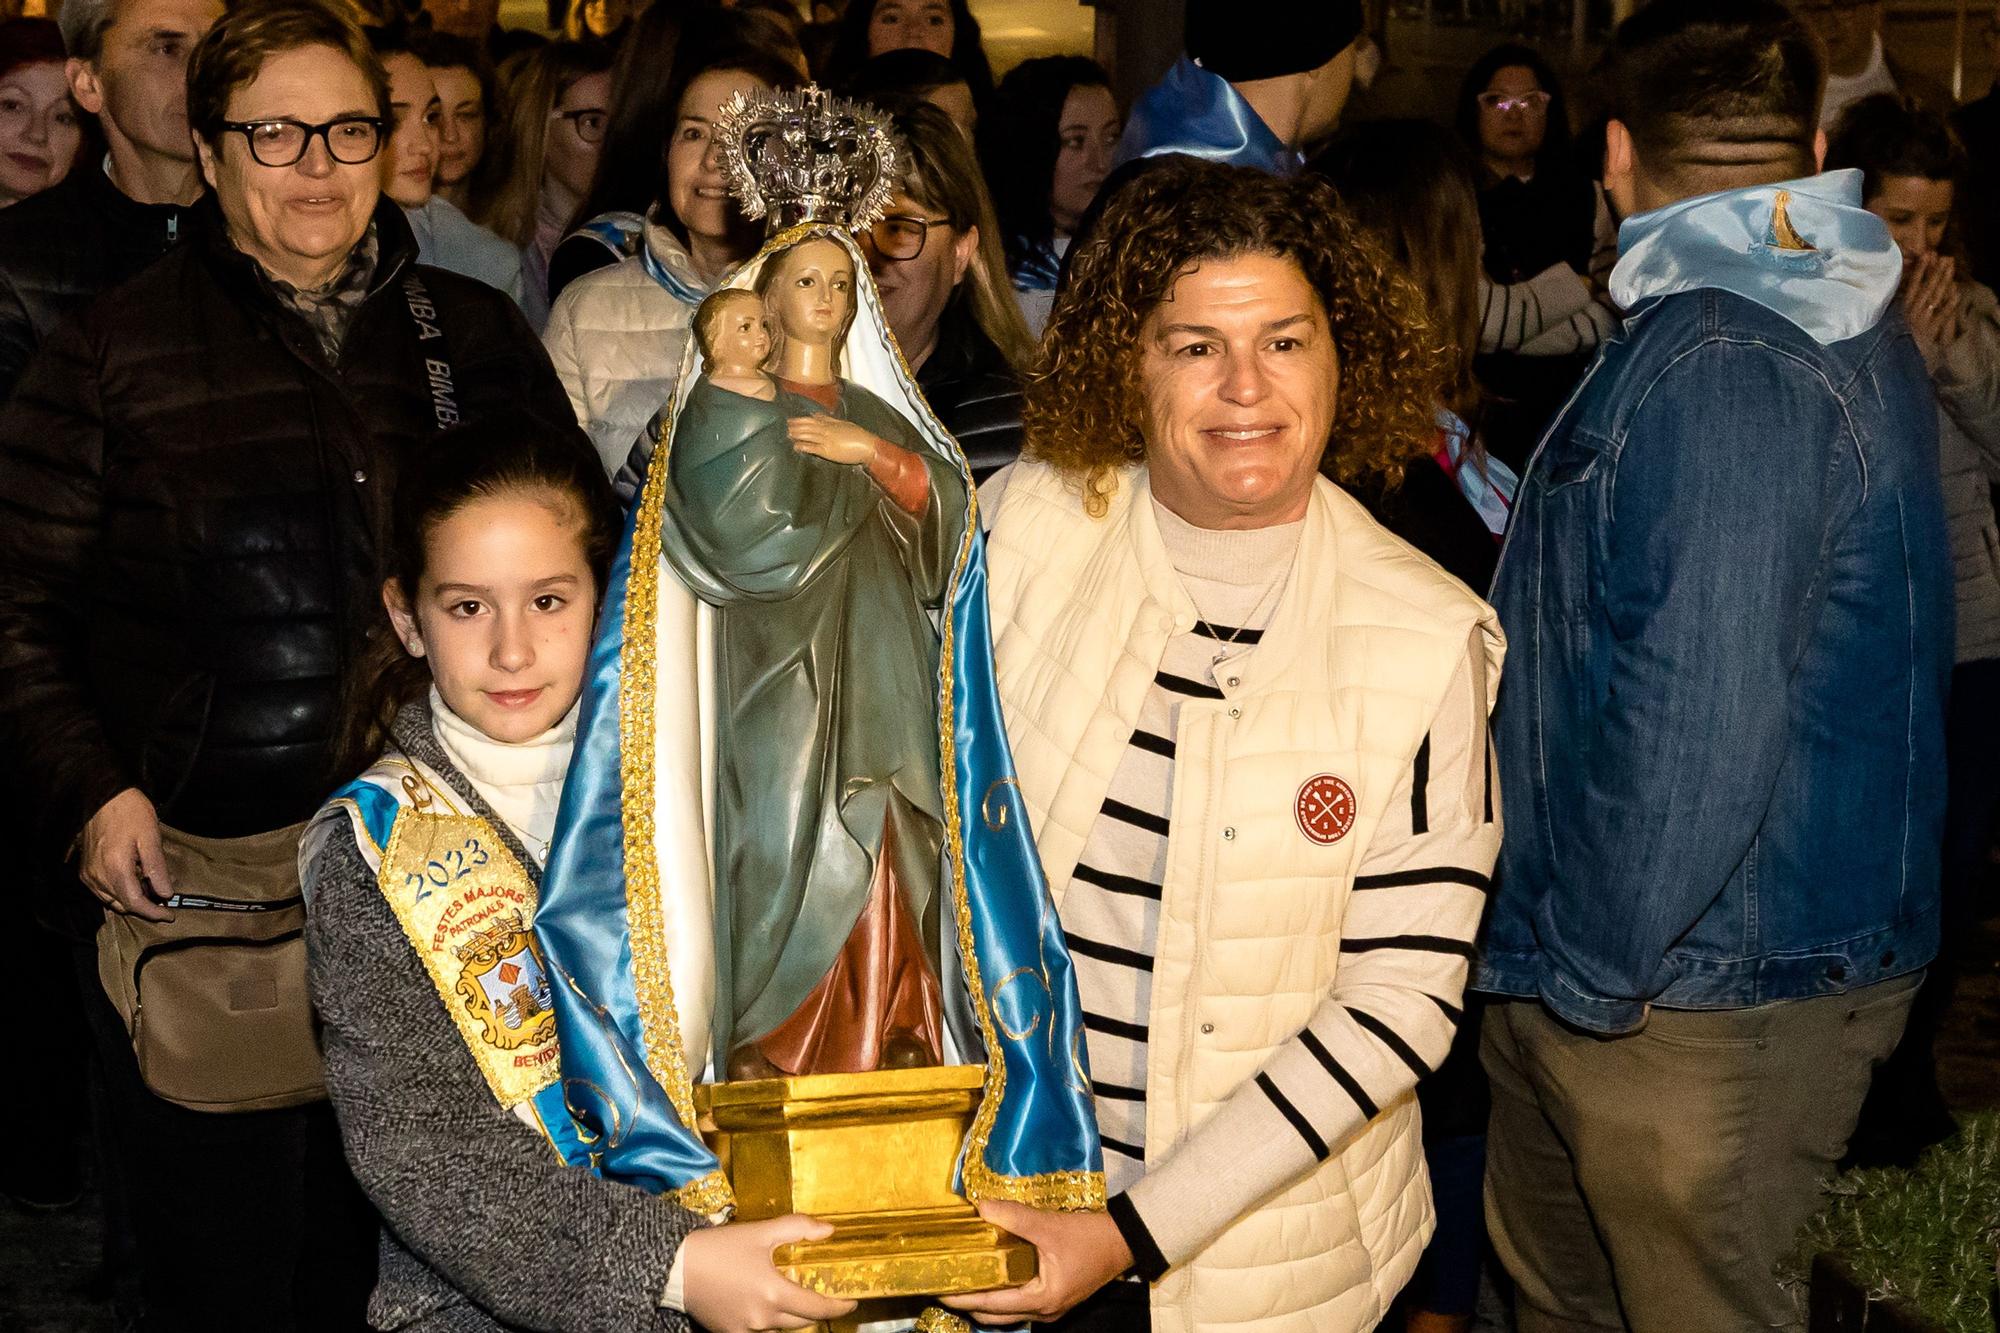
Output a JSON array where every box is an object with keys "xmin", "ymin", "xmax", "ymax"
[{"xmin": 1296, "ymin": 774, "xmax": 1357, "ymax": 845}]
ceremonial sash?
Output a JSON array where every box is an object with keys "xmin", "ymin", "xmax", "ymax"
[{"xmin": 310, "ymin": 756, "xmax": 586, "ymax": 1164}]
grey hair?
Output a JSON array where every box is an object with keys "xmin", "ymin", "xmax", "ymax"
[{"xmin": 59, "ymin": 0, "xmax": 117, "ymax": 62}]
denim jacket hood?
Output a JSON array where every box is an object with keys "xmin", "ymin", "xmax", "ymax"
[
  {"xmin": 1610, "ymin": 169, "xmax": 1901, "ymax": 346},
  {"xmin": 1111, "ymin": 56, "xmax": 1303, "ymax": 176}
]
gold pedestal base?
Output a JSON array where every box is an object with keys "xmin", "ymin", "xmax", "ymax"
[
  {"xmin": 696, "ymin": 1064, "xmax": 1036, "ymax": 1300},
  {"xmin": 776, "ymin": 1210, "xmax": 1035, "ymax": 1299}
]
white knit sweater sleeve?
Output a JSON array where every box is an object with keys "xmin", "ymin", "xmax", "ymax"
[{"xmin": 1114, "ymin": 631, "xmax": 1499, "ymax": 1275}]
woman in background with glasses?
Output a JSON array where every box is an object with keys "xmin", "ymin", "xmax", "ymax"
[
  {"xmin": 1453, "ymin": 42, "xmax": 1613, "ymax": 474},
  {"xmin": 0, "ymin": 3, "xmax": 573, "ymax": 1327},
  {"xmin": 862, "ymin": 99, "xmax": 1030, "ymax": 481},
  {"xmin": 1454, "ymin": 43, "xmax": 1596, "ymax": 288},
  {"xmin": 468, "ymin": 39, "xmax": 612, "ymax": 327}
]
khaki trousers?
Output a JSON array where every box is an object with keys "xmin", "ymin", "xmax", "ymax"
[{"xmin": 1481, "ymin": 976, "xmax": 1919, "ymax": 1333}]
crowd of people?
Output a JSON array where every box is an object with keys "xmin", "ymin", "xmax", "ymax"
[{"xmin": 0, "ymin": 0, "xmax": 1993, "ymax": 1330}]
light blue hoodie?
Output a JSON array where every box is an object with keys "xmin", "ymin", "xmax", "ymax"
[{"xmin": 1609, "ymin": 167, "xmax": 1901, "ymax": 345}]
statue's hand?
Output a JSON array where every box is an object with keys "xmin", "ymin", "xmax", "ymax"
[{"xmin": 788, "ymin": 414, "xmax": 881, "ymax": 467}]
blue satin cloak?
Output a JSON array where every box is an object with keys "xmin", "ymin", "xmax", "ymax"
[
  {"xmin": 1112, "ymin": 56, "xmax": 1303, "ymax": 176},
  {"xmin": 524, "ymin": 499, "xmax": 731, "ymax": 1197}
]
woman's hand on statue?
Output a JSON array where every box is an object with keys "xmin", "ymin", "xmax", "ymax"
[
  {"xmin": 788, "ymin": 414, "xmax": 882, "ymax": 467},
  {"xmin": 939, "ymin": 1199, "xmax": 1134, "ymax": 1324},
  {"xmin": 680, "ymin": 1215, "xmax": 856, "ymax": 1332}
]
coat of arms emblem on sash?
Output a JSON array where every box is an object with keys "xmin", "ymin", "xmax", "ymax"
[{"xmin": 455, "ymin": 911, "xmax": 555, "ymax": 1051}]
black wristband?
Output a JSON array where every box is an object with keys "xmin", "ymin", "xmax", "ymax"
[{"xmin": 1107, "ymin": 1190, "xmax": 1169, "ymax": 1283}]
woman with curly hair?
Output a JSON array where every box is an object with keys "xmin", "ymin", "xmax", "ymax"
[{"xmin": 952, "ymin": 157, "xmax": 1504, "ymax": 1333}]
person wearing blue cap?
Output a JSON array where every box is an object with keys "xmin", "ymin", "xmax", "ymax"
[{"xmin": 1113, "ymin": 0, "xmax": 1363, "ymax": 176}]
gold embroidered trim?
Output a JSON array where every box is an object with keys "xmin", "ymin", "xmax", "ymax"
[
  {"xmin": 673, "ymin": 1169, "xmax": 733, "ymax": 1215},
  {"xmin": 621, "ymin": 392, "xmax": 713, "ymax": 1161},
  {"xmin": 915, "ymin": 1308, "xmax": 971, "ymax": 1333},
  {"xmin": 908, "ymin": 257, "xmax": 1104, "ymax": 1214}
]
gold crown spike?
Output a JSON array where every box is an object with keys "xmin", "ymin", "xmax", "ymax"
[{"xmin": 713, "ymin": 84, "xmax": 900, "ymax": 234}]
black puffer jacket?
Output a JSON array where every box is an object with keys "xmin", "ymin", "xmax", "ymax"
[
  {"xmin": 0, "ymin": 164, "xmax": 195, "ymax": 403},
  {"xmin": 915, "ymin": 302, "xmax": 1025, "ymax": 483},
  {"xmin": 0, "ymin": 199, "xmax": 573, "ymax": 881}
]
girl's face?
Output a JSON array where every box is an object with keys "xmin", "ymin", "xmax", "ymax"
[
  {"xmin": 429, "ymin": 64, "xmax": 486, "ymax": 189},
  {"xmin": 1867, "ymin": 173, "xmax": 1954, "ymax": 261},
  {"xmin": 868, "ymin": 0, "xmax": 953, "ymax": 59},
  {"xmin": 388, "ymin": 489, "xmax": 598, "ymax": 743},
  {"xmin": 0, "ymin": 60, "xmax": 81, "ymax": 206},
  {"xmin": 1050, "ymin": 82, "xmax": 1119, "ymax": 235},
  {"xmin": 668, "ymin": 66, "xmax": 771, "ymax": 245},
  {"xmin": 1476, "ymin": 64, "xmax": 1549, "ymax": 166}
]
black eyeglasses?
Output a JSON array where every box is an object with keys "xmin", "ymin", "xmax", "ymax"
[
  {"xmin": 870, "ymin": 213, "xmax": 949, "ymax": 262},
  {"xmin": 550, "ymin": 107, "xmax": 609, "ymax": 143},
  {"xmin": 218, "ymin": 116, "xmax": 386, "ymax": 167}
]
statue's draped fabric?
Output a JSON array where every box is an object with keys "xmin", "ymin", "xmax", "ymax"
[
  {"xmin": 660, "ymin": 376, "xmax": 966, "ymax": 1072},
  {"xmin": 533, "ymin": 225, "xmax": 1105, "ymax": 1214}
]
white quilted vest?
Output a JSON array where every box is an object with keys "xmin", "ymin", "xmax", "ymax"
[
  {"xmin": 541, "ymin": 219, "xmax": 709, "ymax": 475},
  {"xmin": 986, "ymin": 461, "xmax": 1503, "ymax": 1332}
]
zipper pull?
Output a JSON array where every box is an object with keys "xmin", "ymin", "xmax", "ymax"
[{"xmin": 166, "ymin": 214, "xmax": 178, "ymax": 244}]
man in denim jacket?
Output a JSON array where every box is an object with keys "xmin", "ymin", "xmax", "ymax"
[{"xmin": 1478, "ymin": 3, "xmax": 1952, "ymax": 1330}]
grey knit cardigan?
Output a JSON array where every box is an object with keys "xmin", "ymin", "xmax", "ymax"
[{"xmin": 303, "ymin": 699, "xmax": 700, "ymax": 1332}]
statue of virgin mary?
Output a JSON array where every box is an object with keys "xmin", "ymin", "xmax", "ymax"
[{"xmin": 531, "ymin": 87, "xmax": 1103, "ymax": 1219}]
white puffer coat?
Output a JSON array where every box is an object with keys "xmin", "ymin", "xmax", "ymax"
[
  {"xmin": 987, "ymin": 461, "xmax": 1503, "ymax": 1331},
  {"xmin": 542, "ymin": 218, "xmax": 713, "ymax": 477}
]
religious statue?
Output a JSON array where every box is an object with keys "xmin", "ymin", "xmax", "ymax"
[
  {"xmin": 665, "ymin": 253, "xmax": 966, "ymax": 1082},
  {"xmin": 531, "ymin": 86, "xmax": 1104, "ymax": 1302}
]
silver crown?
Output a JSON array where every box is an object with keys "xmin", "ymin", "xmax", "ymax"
[{"xmin": 713, "ymin": 85, "xmax": 900, "ymax": 233}]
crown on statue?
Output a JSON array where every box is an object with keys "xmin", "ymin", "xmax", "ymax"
[{"xmin": 713, "ymin": 84, "xmax": 900, "ymax": 233}]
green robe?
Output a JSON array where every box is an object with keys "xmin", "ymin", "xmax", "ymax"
[{"xmin": 658, "ymin": 376, "xmax": 969, "ymax": 1068}]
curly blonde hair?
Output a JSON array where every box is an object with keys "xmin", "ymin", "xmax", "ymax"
[{"xmin": 1025, "ymin": 158, "xmax": 1446, "ymax": 514}]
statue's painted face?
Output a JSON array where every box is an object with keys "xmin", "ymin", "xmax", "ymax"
[
  {"xmin": 765, "ymin": 237, "xmax": 854, "ymax": 347},
  {"xmin": 707, "ymin": 292, "xmax": 773, "ymax": 374}
]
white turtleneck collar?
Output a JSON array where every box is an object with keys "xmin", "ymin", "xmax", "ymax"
[
  {"xmin": 428, "ymin": 687, "xmax": 578, "ymax": 865},
  {"xmin": 1151, "ymin": 496, "xmax": 1305, "ymax": 587}
]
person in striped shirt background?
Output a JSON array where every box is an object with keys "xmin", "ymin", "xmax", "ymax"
[{"xmin": 951, "ymin": 157, "xmax": 1504, "ymax": 1333}]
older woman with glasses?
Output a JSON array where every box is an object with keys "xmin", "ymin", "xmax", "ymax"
[{"xmin": 0, "ymin": 5, "xmax": 573, "ymax": 1323}]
